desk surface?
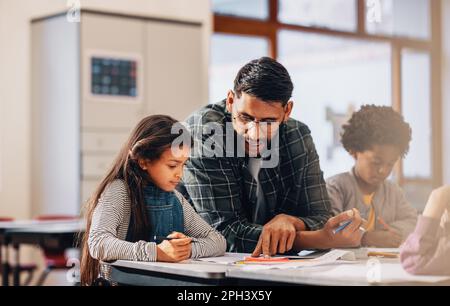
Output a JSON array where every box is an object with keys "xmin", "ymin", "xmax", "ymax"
[
  {"xmin": 226, "ymin": 259, "xmax": 450, "ymax": 286},
  {"xmin": 0, "ymin": 220, "xmax": 84, "ymax": 231},
  {"xmin": 5, "ymin": 221, "xmax": 84, "ymax": 234},
  {"xmin": 108, "ymin": 255, "xmax": 450, "ymax": 286},
  {"xmin": 110, "ymin": 260, "xmax": 232, "ymax": 280},
  {"xmin": 0, "ymin": 220, "xmax": 84, "ymax": 245}
]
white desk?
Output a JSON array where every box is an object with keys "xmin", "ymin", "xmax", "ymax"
[
  {"xmin": 226, "ymin": 258, "xmax": 450, "ymax": 286},
  {"xmin": 0, "ymin": 220, "xmax": 84, "ymax": 286},
  {"xmin": 108, "ymin": 260, "xmax": 239, "ymax": 286},
  {"xmin": 108, "ymin": 253, "xmax": 450, "ymax": 286}
]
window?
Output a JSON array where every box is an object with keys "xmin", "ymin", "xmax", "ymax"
[
  {"xmin": 402, "ymin": 50, "xmax": 431, "ymax": 179},
  {"xmin": 279, "ymin": 0, "xmax": 357, "ymax": 32},
  {"xmin": 365, "ymin": 0, "xmax": 430, "ymax": 39},
  {"xmin": 279, "ymin": 31, "xmax": 391, "ymax": 177},
  {"xmin": 213, "ymin": 0, "xmax": 442, "ymax": 209},
  {"xmin": 210, "ymin": 34, "xmax": 269, "ymax": 103},
  {"xmin": 212, "ymin": 0, "xmax": 269, "ymax": 20}
]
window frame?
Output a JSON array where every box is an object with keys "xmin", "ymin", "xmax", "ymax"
[{"xmin": 213, "ymin": 0, "xmax": 443, "ymax": 188}]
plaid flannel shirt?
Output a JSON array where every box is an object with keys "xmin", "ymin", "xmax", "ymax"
[{"xmin": 179, "ymin": 100, "xmax": 332, "ymax": 253}]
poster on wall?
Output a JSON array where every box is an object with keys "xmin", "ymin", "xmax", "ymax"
[{"xmin": 85, "ymin": 51, "xmax": 143, "ymax": 103}]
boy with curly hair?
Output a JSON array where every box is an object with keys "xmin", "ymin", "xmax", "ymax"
[{"xmin": 327, "ymin": 105, "xmax": 418, "ymax": 247}]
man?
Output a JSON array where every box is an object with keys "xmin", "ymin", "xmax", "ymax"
[{"xmin": 180, "ymin": 57, "xmax": 363, "ymax": 257}]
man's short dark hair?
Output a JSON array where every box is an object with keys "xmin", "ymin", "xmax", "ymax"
[
  {"xmin": 341, "ymin": 105, "xmax": 412, "ymax": 158},
  {"xmin": 233, "ymin": 57, "xmax": 294, "ymax": 106}
]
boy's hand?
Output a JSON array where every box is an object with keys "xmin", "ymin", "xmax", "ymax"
[
  {"xmin": 361, "ymin": 217, "xmax": 402, "ymax": 248},
  {"xmin": 156, "ymin": 232, "xmax": 192, "ymax": 263},
  {"xmin": 361, "ymin": 230, "xmax": 402, "ymax": 248}
]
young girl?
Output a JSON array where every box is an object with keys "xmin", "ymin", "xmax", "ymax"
[
  {"xmin": 327, "ymin": 105, "xmax": 418, "ymax": 248},
  {"xmin": 80, "ymin": 115, "xmax": 226, "ymax": 285},
  {"xmin": 401, "ymin": 186, "xmax": 450, "ymax": 275}
]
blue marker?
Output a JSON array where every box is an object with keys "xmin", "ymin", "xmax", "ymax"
[
  {"xmin": 333, "ymin": 220, "xmax": 366, "ymax": 234},
  {"xmin": 153, "ymin": 236, "xmax": 176, "ymax": 243}
]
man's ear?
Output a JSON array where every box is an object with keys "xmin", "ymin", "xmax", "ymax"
[
  {"xmin": 283, "ymin": 101, "xmax": 294, "ymax": 122},
  {"xmin": 226, "ymin": 90, "xmax": 234, "ymax": 113}
]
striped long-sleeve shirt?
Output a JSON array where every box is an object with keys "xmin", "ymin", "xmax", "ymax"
[{"xmin": 88, "ymin": 179, "xmax": 227, "ymax": 280}]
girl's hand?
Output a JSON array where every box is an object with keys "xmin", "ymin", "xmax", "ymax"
[
  {"xmin": 156, "ymin": 232, "xmax": 192, "ymax": 263},
  {"xmin": 423, "ymin": 186, "xmax": 450, "ymax": 219}
]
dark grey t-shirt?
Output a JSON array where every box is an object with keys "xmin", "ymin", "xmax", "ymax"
[{"xmin": 248, "ymin": 157, "xmax": 268, "ymax": 224}]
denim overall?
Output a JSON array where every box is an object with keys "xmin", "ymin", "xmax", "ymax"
[{"xmin": 126, "ymin": 183, "xmax": 184, "ymax": 242}]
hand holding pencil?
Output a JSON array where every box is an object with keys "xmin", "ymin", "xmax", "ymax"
[
  {"xmin": 155, "ymin": 232, "xmax": 192, "ymax": 263},
  {"xmin": 321, "ymin": 209, "xmax": 365, "ymax": 248}
]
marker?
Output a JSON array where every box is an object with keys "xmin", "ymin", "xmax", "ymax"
[
  {"xmin": 333, "ymin": 220, "xmax": 352, "ymax": 234},
  {"xmin": 333, "ymin": 220, "xmax": 366, "ymax": 234},
  {"xmin": 153, "ymin": 236, "xmax": 176, "ymax": 243},
  {"xmin": 153, "ymin": 235, "xmax": 193, "ymax": 243}
]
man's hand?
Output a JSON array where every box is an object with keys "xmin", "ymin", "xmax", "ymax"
[
  {"xmin": 319, "ymin": 209, "xmax": 364, "ymax": 249},
  {"xmin": 251, "ymin": 214, "xmax": 300, "ymax": 257}
]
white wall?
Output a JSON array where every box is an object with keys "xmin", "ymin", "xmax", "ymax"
[
  {"xmin": 443, "ymin": 0, "xmax": 450, "ymax": 184},
  {"xmin": 0, "ymin": 0, "xmax": 211, "ymax": 219}
]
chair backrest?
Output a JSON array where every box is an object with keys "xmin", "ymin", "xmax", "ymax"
[
  {"xmin": 0, "ymin": 217, "xmax": 14, "ymax": 222},
  {"xmin": 34, "ymin": 215, "xmax": 78, "ymax": 221},
  {"xmin": 33, "ymin": 215, "xmax": 79, "ymax": 268}
]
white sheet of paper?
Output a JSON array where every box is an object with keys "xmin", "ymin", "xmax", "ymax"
[
  {"xmin": 297, "ymin": 250, "xmax": 316, "ymax": 257},
  {"xmin": 366, "ymin": 248, "xmax": 400, "ymax": 253},
  {"xmin": 241, "ymin": 249, "xmax": 355, "ymax": 271},
  {"xmin": 195, "ymin": 252, "xmax": 250, "ymax": 265},
  {"xmin": 311, "ymin": 262, "xmax": 450, "ymax": 284},
  {"xmin": 196, "ymin": 249, "xmax": 358, "ymax": 271}
]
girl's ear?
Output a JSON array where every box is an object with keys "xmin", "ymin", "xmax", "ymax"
[
  {"xmin": 138, "ymin": 158, "xmax": 149, "ymax": 170},
  {"xmin": 350, "ymin": 150, "xmax": 358, "ymax": 160}
]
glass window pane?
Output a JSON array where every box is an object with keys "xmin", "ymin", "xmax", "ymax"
[
  {"xmin": 403, "ymin": 181, "xmax": 433, "ymax": 212},
  {"xmin": 212, "ymin": 0, "xmax": 269, "ymax": 20},
  {"xmin": 210, "ymin": 34, "xmax": 269, "ymax": 103},
  {"xmin": 402, "ymin": 50, "xmax": 431, "ymax": 179},
  {"xmin": 365, "ymin": 0, "xmax": 430, "ymax": 39},
  {"xmin": 279, "ymin": 0, "xmax": 357, "ymax": 32},
  {"xmin": 278, "ymin": 30, "xmax": 391, "ymax": 178}
]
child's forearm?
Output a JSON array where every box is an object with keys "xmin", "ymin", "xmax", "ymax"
[
  {"xmin": 423, "ymin": 190, "xmax": 448, "ymax": 219},
  {"xmin": 190, "ymin": 233, "xmax": 227, "ymax": 258}
]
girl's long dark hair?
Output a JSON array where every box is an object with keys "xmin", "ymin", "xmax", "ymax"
[{"xmin": 79, "ymin": 115, "xmax": 189, "ymax": 285}]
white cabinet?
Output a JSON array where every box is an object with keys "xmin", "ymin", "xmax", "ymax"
[
  {"xmin": 31, "ymin": 10, "xmax": 206, "ymax": 215},
  {"xmin": 82, "ymin": 132, "xmax": 130, "ymax": 153}
]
